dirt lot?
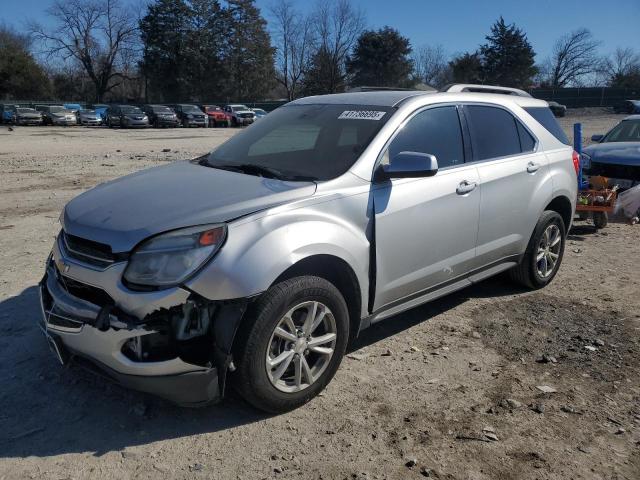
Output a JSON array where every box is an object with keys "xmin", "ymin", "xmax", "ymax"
[{"xmin": 0, "ymin": 110, "xmax": 639, "ymax": 480}]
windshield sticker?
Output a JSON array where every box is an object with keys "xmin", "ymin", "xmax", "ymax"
[{"xmin": 338, "ymin": 110, "xmax": 386, "ymax": 120}]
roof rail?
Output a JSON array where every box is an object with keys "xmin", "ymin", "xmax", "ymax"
[{"xmin": 442, "ymin": 84, "xmax": 532, "ymax": 98}]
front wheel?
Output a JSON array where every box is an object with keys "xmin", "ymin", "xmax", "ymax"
[
  {"xmin": 233, "ymin": 276, "xmax": 349, "ymax": 413},
  {"xmin": 508, "ymin": 210, "xmax": 566, "ymax": 289}
]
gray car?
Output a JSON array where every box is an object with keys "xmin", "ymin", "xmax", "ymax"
[
  {"xmin": 106, "ymin": 105, "xmax": 149, "ymax": 128},
  {"xmin": 77, "ymin": 109, "xmax": 102, "ymax": 126},
  {"xmin": 10, "ymin": 107, "xmax": 43, "ymax": 125},
  {"xmin": 36, "ymin": 105, "xmax": 77, "ymax": 126},
  {"xmin": 39, "ymin": 85, "xmax": 577, "ymax": 412}
]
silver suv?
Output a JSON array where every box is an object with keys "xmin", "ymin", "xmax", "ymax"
[{"xmin": 39, "ymin": 85, "xmax": 577, "ymax": 412}]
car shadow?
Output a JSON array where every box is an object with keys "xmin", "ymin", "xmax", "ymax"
[{"xmin": 0, "ymin": 276, "xmax": 522, "ymax": 459}]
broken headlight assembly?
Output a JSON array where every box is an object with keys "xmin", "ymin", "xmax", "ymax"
[{"xmin": 123, "ymin": 224, "xmax": 226, "ymax": 288}]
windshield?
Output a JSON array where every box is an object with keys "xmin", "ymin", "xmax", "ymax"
[
  {"xmin": 121, "ymin": 106, "xmax": 142, "ymax": 114},
  {"xmin": 17, "ymin": 108, "xmax": 35, "ymax": 113},
  {"xmin": 206, "ymin": 104, "xmax": 393, "ymax": 181},
  {"xmin": 182, "ymin": 105, "xmax": 202, "ymax": 113},
  {"xmin": 205, "ymin": 106, "xmax": 222, "ymax": 112},
  {"xmin": 50, "ymin": 106, "xmax": 64, "ymax": 113},
  {"xmin": 231, "ymin": 105, "xmax": 250, "ymax": 111},
  {"xmin": 602, "ymin": 120, "xmax": 640, "ymax": 143},
  {"xmin": 80, "ymin": 109, "xmax": 95, "ymax": 114},
  {"xmin": 152, "ymin": 106, "xmax": 173, "ymax": 113},
  {"xmin": 253, "ymin": 109, "xmax": 267, "ymax": 114}
]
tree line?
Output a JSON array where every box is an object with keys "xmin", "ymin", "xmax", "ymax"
[{"xmin": 1, "ymin": 0, "xmax": 639, "ymax": 103}]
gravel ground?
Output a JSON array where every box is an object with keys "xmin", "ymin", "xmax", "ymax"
[{"xmin": 1, "ymin": 110, "xmax": 639, "ymax": 480}]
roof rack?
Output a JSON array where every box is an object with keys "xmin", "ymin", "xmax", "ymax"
[{"xmin": 442, "ymin": 84, "xmax": 532, "ymax": 98}]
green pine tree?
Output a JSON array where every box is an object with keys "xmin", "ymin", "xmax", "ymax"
[
  {"xmin": 479, "ymin": 17, "xmax": 537, "ymax": 88},
  {"xmin": 223, "ymin": 0, "xmax": 275, "ymax": 101},
  {"xmin": 346, "ymin": 27, "xmax": 413, "ymax": 88}
]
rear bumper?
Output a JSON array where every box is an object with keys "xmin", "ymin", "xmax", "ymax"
[{"xmin": 38, "ymin": 262, "xmax": 221, "ymax": 406}]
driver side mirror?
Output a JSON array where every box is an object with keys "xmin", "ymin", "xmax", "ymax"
[
  {"xmin": 376, "ymin": 151, "xmax": 439, "ymax": 180},
  {"xmin": 591, "ymin": 134, "xmax": 603, "ymax": 142}
]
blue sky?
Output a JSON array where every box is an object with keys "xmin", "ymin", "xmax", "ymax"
[{"xmin": 2, "ymin": 0, "xmax": 638, "ymax": 61}]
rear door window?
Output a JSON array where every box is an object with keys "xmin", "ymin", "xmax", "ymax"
[
  {"xmin": 385, "ymin": 106, "xmax": 465, "ymax": 169},
  {"xmin": 524, "ymin": 107, "xmax": 570, "ymax": 145},
  {"xmin": 465, "ymin": 105, "xmax": 522, "ymax": 160}
]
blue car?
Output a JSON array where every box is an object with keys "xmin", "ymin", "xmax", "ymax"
[
  {"xmin": 582, "ymin": 115, "xmax": 640, "ymax": 189},
  {"xmin": 0, "ymin": 104, "xmax": 15, "ymax": 124},
  {"xmin": 613, "ymin": 100, "xmax": 640, "ymax": 114}
]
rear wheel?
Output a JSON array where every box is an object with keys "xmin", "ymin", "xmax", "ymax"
[
  {"xmin": 233, "ymin": 276, "xmax": 349, "ymax": 413},
  {"xmin": 593, "ymin": 212, "xmax": 608, "ymax": 229},
  {"xmin": 508, "ymin": 210, "xmax": 566, "ymax": 289}
]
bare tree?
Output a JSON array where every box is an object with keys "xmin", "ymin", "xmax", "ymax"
[
  {"xmin": 270, "ymin": 0, "xmax": 312, "ymax": 100},
  {"xmin": 412, "ymin": 44, "xmax": 450, "ymax": 88},
  {"xmin": 545, "ymin": 28, "xmax": 601, "ymax": 87},
  {"xmin": 29, "ymin": 0, "xmax": 139, "ymax": 102},
  {"xmin": 310, "ymin": 0, "xmax": 365, "ymax": 93},
  {"xmin": 601, "ymin": 47, "xmax": 640, "ymax": 82}
]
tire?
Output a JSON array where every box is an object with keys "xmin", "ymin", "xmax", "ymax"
[
  {"xmin": 593, "ymin": 212, "xmax": 608, "ymax": 229},
  {"xmin": 233, "ymin": 276, "xmax": 349, "ymax": 413},
  {"xmin": 508, "ymin": 210, "xmax": 566, "ymax": 289}
]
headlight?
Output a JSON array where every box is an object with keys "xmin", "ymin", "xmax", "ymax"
[
  {"xmin": 580, "ymin": 152, "xmax": 591, "ymax": 169},
  {"xmin": 123, "ymin": 224, "xmax": 226, "ymax": 287}
]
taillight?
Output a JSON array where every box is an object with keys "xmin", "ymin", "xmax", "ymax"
[{"xmin": 572, "ymin": 151, "xmax": 580, "ymax": 175}]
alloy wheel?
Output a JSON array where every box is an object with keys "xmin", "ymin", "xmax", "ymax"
[
  {"xmin": 266, "ymin": 301, "xmax": 337, "ymax": 393},
  {"xmin": 536, "ymin": 223, "xmax": 562, "ymax": 278}
]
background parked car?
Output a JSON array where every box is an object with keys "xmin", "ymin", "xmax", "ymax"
[
  {"xmin": 200, "ymin": 105, "xmax": 230, "ymax": 127},
  {"xmin": 63, "ymin": 103, "xmax": 82, "ymax": 117},
  {"xmin": 77, "ymin": 109, "xmax": 102, "ymax": 126},
  {"xmin": 582, "ymin": 115, "xmax": 640, "ymax": 190},
  {"xmin": 142, "ymin": 104, "xmax": 180, "ymax": 128},
  {"xmin": 169, "ymin": 104, "xmax": 207, "ymax": 127},
  {"xmin": 547, "ymin": 101, "xmax": 566, "ymax": 117},
  {"xmin": 224, "ymin": 104, "xmax": 255, "ymax": 126},
  {"xmin": 0, "ymin": 104, "xmax": 16, "ymax": 124},
  {"xmin": 36, "ymin": 105, "xmax": 77, "ymax": 125},
  {"xmin": 105, "ymin": 105, "xmax": 149, "ymax": 128},
  {"xmin": 10, "ymin": 107, "xmax": 43, "ymax": 125},
  {"xmin": 251, "ymin": 107, "xmax": 268, "ymax": 120},
  {"xmin": 613, "ymin": 100, "xmax": 640, "ymax": 114}
]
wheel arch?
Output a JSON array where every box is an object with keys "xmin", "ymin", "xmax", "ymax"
[
  {"xmin": 545, "ymin": 195, "xmax": 573, "ymax": 232},
  {"xmin": 271, "ymin": 254, "xmax": 363, "ymax": 342}
]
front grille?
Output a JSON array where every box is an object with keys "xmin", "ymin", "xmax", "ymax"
[
  {"xmin": 239, "ymin": 113, "xmax": 254, "ymax": 119},
  {"xmin": 59, "ymin": 273, "xmax": 115, "ymax": 307},
  {"xmin": 61, "ymin": 231, "xmax": 118, "ymax": 268}
]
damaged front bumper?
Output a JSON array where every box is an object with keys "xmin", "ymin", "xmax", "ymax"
[{"xmin": 38, "ymin": 238, "xmax": 248, "ymax": 406}]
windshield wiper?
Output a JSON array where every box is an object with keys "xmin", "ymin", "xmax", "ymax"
[{"xmin": 201, "ymin": 160, "xmax": 318, "ymax": 182}]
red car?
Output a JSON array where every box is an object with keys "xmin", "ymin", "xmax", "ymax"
[{"xmin": 201, "ymin": 105, "xmax": 231, "ymax": 127}]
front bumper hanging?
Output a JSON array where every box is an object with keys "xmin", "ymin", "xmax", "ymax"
[{"xmin": 39, "ymin": 259, "xmax": 247, "ymax": 406}]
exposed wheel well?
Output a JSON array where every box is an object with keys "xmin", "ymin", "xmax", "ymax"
[
  {"xmin": 545, "ymin": 196, "xmax": 573, "ymax": 232},
  {"xmin": 272, "ymin": 255, "xmax": 362, "ymax": 341}
]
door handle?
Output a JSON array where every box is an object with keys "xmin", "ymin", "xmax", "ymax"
[
  {"xmin": 527, "ymin": 161, "xmax": 541, "ymax": 173},
  {"xmin": 456, "ymin": 180, "xmax": 477, "ymax": 195}
]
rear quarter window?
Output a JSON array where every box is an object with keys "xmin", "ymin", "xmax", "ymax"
[
  {"xmin": 465, "ymin": 105, "xmax": 522, "ymax": 160},
  {"xmin": 524, "ymin": 107, "xmax": 570, "ymax": 145}
]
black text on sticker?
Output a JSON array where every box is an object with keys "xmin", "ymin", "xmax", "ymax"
[{"xmin": 338, "ymin": 110, "xmax": 386, "ymax": 120}]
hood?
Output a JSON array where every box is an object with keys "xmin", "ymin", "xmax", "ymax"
[
  {"xmin": 63, "ymin": 160, "xmax": 316, "ymax": 253},
  {"xmin": 583, "ymin": 142, "xmax": 640, "ymax": 167}
]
